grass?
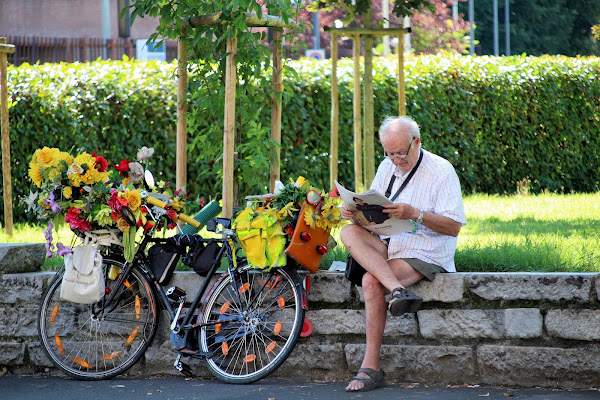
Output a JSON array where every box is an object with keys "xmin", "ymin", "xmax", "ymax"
[{"xmin": 3, "ymin": 192, "xmax": 600, "ymax": 273}]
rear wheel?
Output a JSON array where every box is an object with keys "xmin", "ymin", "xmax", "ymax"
[
  {"xmin": 37, "ymin": 259, "xmax": 159, "ymax": 380},
  {"xmin": 199, "ymin": 264, "xmax": 305, "ymax": 383}
]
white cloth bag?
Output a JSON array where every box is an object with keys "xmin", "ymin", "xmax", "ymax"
[{"xmin": 60, "ymin": 237, "xmax": 105, "ymax": 304}]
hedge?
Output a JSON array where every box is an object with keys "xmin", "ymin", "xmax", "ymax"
[{"xmin": 2, "ymin": 54, "xmax": 600, "ymax": 224}]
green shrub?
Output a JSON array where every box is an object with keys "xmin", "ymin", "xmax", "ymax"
[{"xmin": 3, "ymin": 54, "xmax": 600, "ymax": 225}]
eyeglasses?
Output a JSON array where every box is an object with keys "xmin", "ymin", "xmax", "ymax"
[{"xmin": 384, "ymin": 137, "xmax": 414, "ymax": 160}]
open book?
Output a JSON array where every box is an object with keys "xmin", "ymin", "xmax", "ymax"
[{"xmin": 335, "ymin": 181, "xmax": 415, "ymax": 236}]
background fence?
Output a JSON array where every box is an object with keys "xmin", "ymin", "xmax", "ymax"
[{"xmin": 4, "ymin": 36, "xmax": 178, "ymax": 66}]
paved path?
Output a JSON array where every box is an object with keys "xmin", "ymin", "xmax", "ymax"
[{"xmin": 2, "ymin": 375, "xmax": 599, "ymax": 400}]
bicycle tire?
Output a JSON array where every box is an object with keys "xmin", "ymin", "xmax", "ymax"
[
  {"xmin": 199, "ymin": 264, "xmax": 305, "ymax": 384},
  {"xmin": 37, "ymin": 258, "xmax": 160, "ymax": 380}
]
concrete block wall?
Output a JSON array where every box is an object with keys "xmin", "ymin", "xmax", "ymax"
[{"xmin": 1, "ymin": 270, "xmax": 600, "ymax": 389}]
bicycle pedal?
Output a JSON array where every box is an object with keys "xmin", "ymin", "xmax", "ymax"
[
  {"xmin": 166, "ymin": 286, "xmax": 186, "ymax": 301},
  {"xmin": 174, "ymin": 360, "xmax": 193, "ymax": 377}
]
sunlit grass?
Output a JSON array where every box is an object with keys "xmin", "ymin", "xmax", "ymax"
[
  {"xmin": 457, "ymin": 192, "xmax": 600, "ymax": 272},
  {"xmin": 3, "ymin": 192, "xmax": 600, "ymax": 273}
]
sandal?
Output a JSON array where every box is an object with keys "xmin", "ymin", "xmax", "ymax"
[
  {"xmin": 346, "ymin": 367, "xmax": 385, "ymax": 392},
  {"xmin": 388, "ymin": 287, "xmax": 422, "ymax": 316}
]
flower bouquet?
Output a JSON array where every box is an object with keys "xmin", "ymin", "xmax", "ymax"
[
  {"xmin": 234, "ymin": 176, "xmax": 346, "ymax": 273},
  {"xmin": 25, "ymin": 146, "xmax": 187, "ymax": 261}
]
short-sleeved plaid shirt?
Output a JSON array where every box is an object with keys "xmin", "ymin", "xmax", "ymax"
[{"xmin": 370, "ymin": 149, "xmax": 466, "ymax": 272}]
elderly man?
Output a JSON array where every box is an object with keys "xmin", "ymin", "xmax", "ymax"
[{"xmin": 340, "ymin": 116, "xmax": 466, "ymax": 392}]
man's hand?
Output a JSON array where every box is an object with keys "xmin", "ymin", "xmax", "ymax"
[{"xmin": 382, "ymin": 203, "xmax": 418, "ymax": 220}]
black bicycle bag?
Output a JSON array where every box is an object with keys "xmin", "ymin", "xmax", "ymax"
[{"xmin": 148, "ymin": 242, "xmax": 181, "ymax": 285}]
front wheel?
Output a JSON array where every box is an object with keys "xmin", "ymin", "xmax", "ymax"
[
  {"xmin": 199, "ymin": 264, "xmax": 305, "ymax": 383},
  {"xmin": 37, "ymin": 259, "xmax": 160, "ymax": 380}
]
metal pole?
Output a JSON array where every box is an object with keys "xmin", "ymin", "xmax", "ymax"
[
  {"xmin": 102, "ymin": 0, "xmax": 111, "ymax": 59},
  {"xmin": 469, "ymin": 0, "xmax": 474, "ymax": 55},
  {"xmin": 452, "ymin": 1, "xmax": 458, "ymax": 22},
  {"xmin": 505, "ymin": 0, "xmax": 510, "ymax": 56},
  {"xmin": 493, "ymin": 0, "xmax": 498, "ymax": 56},
  {"xmin": 313, "ymin": 12, "xmax": 320, "ymax": 49}
]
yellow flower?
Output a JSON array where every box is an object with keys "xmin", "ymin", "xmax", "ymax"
[
  {"xmin": 28, "ymin": 162, "xmax": 42, "ymax": 187},
  {"xmin": 73, "ymin": 152, "xmax": 95, "ymax": 169},
  {"xmin": 58, "ymin": 151, "xmax": 73, "ymax": 166},
  {"xmin": 35, "ymin": 147, "xmax": 61, "ymax": 169},
  {"xmin": 303, "ymin": 205, "xmax": 318, "ymax": 229},
  {"xmin": 124, "ymin": 190, "xmax": 142, "ymax": 210},
  {"xmin": 68, "ymin": 172, "xmax": 83, "ymax": 187},
  {"xmin": 277, "ymin": 202, "xmax": 298, "ymax": 221},
  {"xmin": 63, "ymin": 186, "xmax": 73, "ymax": 199},
  {"xmin": 171, "ymin": 198, "xmax": 184, "ymax": 211},
  {"xmin": 116, "ymin": 216, "xmax": 131, "ymax": 232},
  {"xmin": 47, "ymin": 168, "xmax": 61, "ymax": 182},
  {"xmin": 295, "ymin": 176, "xmax": 306, "ymax": 187}
]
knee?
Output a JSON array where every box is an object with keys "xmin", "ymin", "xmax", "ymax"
[
  {"xmin": 361, "ymin": 273, "xmax": 384, "ymax": 296},
  {"xmin": 340, "ymin": 224, "xmax": 362, "ymax": 247}
]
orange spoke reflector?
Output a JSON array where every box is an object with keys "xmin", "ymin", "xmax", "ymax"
[
  {"xmin": 273, "ymin": 320, "xmax": 282, "ymax": 335},
  {"xmin": 126, "ymin": 325, "xmax": 140, "ymax": 346},
  {"xmin": 221, "ymin": 342, "xmax": 229, "ymax": 356},
  {"xmin": 135, "ymin": 295, "xmax": 141, "ymax": 319},
  {"xmin": 101, "ymin": 351, "xmax": 122, "ymax": 360},
  {"xmin": 244, "ymin": 354, "xmax": 256, "ymax": 363},
  {"xmin": 50, "ymin": 302, "xmax": 60, "ymax": 326},
  {"xmin": 215, "ymin": 323, "xmax": 221, "ymax": 334},
  {"xmin": 277, "ymin": 296, "xmax": 285, "ymax": 309},
  {"xmin": 265, "ymin": 341, "xmax": 277, "ymax": 354},
  {"xmin": 124, "ymin": 279, "xmax": 132, "ymax": 290},
  {"xmin": 239, "ymin": 282, "xmax": 250, "ymax": 293},
  {"xmin": 55, "ymin": 335, "xmax": 65, "ymax": 355},
  {"xmin": 220, "ymin": 302, "xmax": 230, "ymax": 314},
  {"xmin": 73, "ymin": 357, "xmax": 91, "ymax": 369}
]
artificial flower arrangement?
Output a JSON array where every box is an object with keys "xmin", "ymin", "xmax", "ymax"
[
  {"xmin": 234, "ymin": 176, "xmax": 346, "ymax": 272},
  {"xmin": 25, "ymin": 146, "xmax": 187, "ymax": 261}
]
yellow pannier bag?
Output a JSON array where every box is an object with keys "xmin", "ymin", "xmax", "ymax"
[{"xmin": 234, "ymin": 208, "xmax": 286, "ymax": 270}]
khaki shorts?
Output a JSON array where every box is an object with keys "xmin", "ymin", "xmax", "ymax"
[{"xmin": 402, "ymin": 258, "xmax": 446, "ymax": 282}]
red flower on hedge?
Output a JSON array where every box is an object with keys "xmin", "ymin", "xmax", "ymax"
[
  {"xmin": 92, "ymin": 152, "xmax": 109, "ymax": 172},
  {"xmin": 114, "ymin": 158, "xmax": 130, "ymax": 173}
]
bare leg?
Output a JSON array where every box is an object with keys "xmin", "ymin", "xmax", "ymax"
[{"xmin": 342, "ymin": 225, "xmax": 425, "ymax": 391}]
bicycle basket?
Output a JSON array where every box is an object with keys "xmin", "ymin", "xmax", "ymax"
[{"xmin": 148, "ymin": 243, "xmax": 180, "ymax": 285}]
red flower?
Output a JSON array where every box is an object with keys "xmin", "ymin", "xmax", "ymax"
[
  {"xmin": 284, "ymin": 225, "xmax": 294, "ymax": 237},
  {"xmin": 92, "ymin": 152, "xmax": 109, "ymax": 172},
  {"xmin": 114, "ymin": 158, "xmax": 130, "ymax": 173},
  {"xmin": 166, "ymin": 209, "xmax": 178, "ymax": 223},
  {"xmin": 329, "ymin": 187, "xmax": 340, "ymax": 198}
]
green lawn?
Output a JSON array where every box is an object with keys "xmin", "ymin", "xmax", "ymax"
[{"xmin": 3, "ymin": 192, "xmax": 600, "ymax": 273}]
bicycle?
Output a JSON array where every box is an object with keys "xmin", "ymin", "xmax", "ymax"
[{"xmin": 37, "ymin": 192, "xmax": 306, "ymax": 383}]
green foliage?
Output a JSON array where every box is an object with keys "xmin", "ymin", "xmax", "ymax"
[
  {"xmin": 4, "ymin": 54, "xmax": 600, "ymax": 226},
  {"xmin": 129, "ymin": 0, "xmax": 306, "ymax": 203}
]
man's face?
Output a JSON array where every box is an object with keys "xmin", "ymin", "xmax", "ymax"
[{"xmin": 381, "ymin": 126, "xmax": 421, "ymax": 174}]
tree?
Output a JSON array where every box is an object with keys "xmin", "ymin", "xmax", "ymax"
[
  {"xmin": 300, "ymin": 0, "xmax": 470, "ymax": 56},
  {"xmin": 129, "ymin": 0, "xmax": 306, "ymax": 203}
]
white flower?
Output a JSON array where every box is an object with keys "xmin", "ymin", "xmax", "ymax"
[
  {"xmin": 24, "ymin": 191, "xmax": 39, "ymax": 212},
  {"xmin": 128, "ymin": 162, "xmax": 145, "ymax": 182},
  {"xmin": 137, "ymin": 146, "xmax": 154, "ymax": 161}
]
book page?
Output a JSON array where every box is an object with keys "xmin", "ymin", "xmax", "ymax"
[{"xmin": 335, "ymin": 181, "xmax": 415, "ymax": 236}]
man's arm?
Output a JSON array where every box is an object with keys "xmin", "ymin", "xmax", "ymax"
[{"xmin": 382, "ymin": 203, "xmax": 462, "ymax": 237}]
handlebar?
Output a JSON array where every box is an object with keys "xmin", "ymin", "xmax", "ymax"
[{"xmin": 146, "ymin": 195, "xmax": 201, "ymax": 229}]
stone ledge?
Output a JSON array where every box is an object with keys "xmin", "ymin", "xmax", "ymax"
[{"xmin": 0, "ymin": 243, "xmax": 45, "ymax": 274}]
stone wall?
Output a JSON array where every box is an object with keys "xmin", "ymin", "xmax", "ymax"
[{"xmin": 1, "ymin": 270, "xmax": 600, "ymax": 389}]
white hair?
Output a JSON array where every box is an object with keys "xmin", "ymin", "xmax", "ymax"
[{"xmin": 378, "ymin": 116, "xmax": 420, "ymax": 142}]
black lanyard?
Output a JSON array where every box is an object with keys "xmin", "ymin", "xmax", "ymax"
[{"xmin": 384, "ymin": 149, "xmax": 423, "ymax": 201}]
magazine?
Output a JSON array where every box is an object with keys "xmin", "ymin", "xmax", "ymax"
[{"xmin": 335, "ymin": 181, "xmax": 415, "ymax": 236}]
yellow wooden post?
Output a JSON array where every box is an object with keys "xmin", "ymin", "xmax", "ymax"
[
  {"xmin": 398, "ymin": 34, "xmax": 406, "ymax": 116},
  {"xmin": 329, "ymin": 33, "xmax": 339, "ymax": 190},
  {"xmin": 363, "ymin": 7, "xmax": 375, "ymax": 187},
  {"xmin": 269, "ymin": 28, "xmax": 283, "ymax": 193},
  {"xmin": 176, "ymin": 36, "xmax": 188, "ymax": 191},
  {"xmin": 352, "ymin": 35, "xmax": 363, "ymax": 192},
  {"xmin": 222, "ymin": 36, "xmax": 237, "ymax": 219},
  {"xmin": 0, "ymin": 38, "xmax": 15, "ymax": 236}
]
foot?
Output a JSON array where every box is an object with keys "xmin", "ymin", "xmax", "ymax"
[
  {"xmin": 345, "ymin": 368, "xmax": 385, "ymax": 392},
  {"xmin": 388, "ymin": 287, "xmax": 422, "ymax": 316}
]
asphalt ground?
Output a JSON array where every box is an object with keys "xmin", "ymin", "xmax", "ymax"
[{"xmin": 2, "ymin": 374, "xmax": 600, "ymax": 400}]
